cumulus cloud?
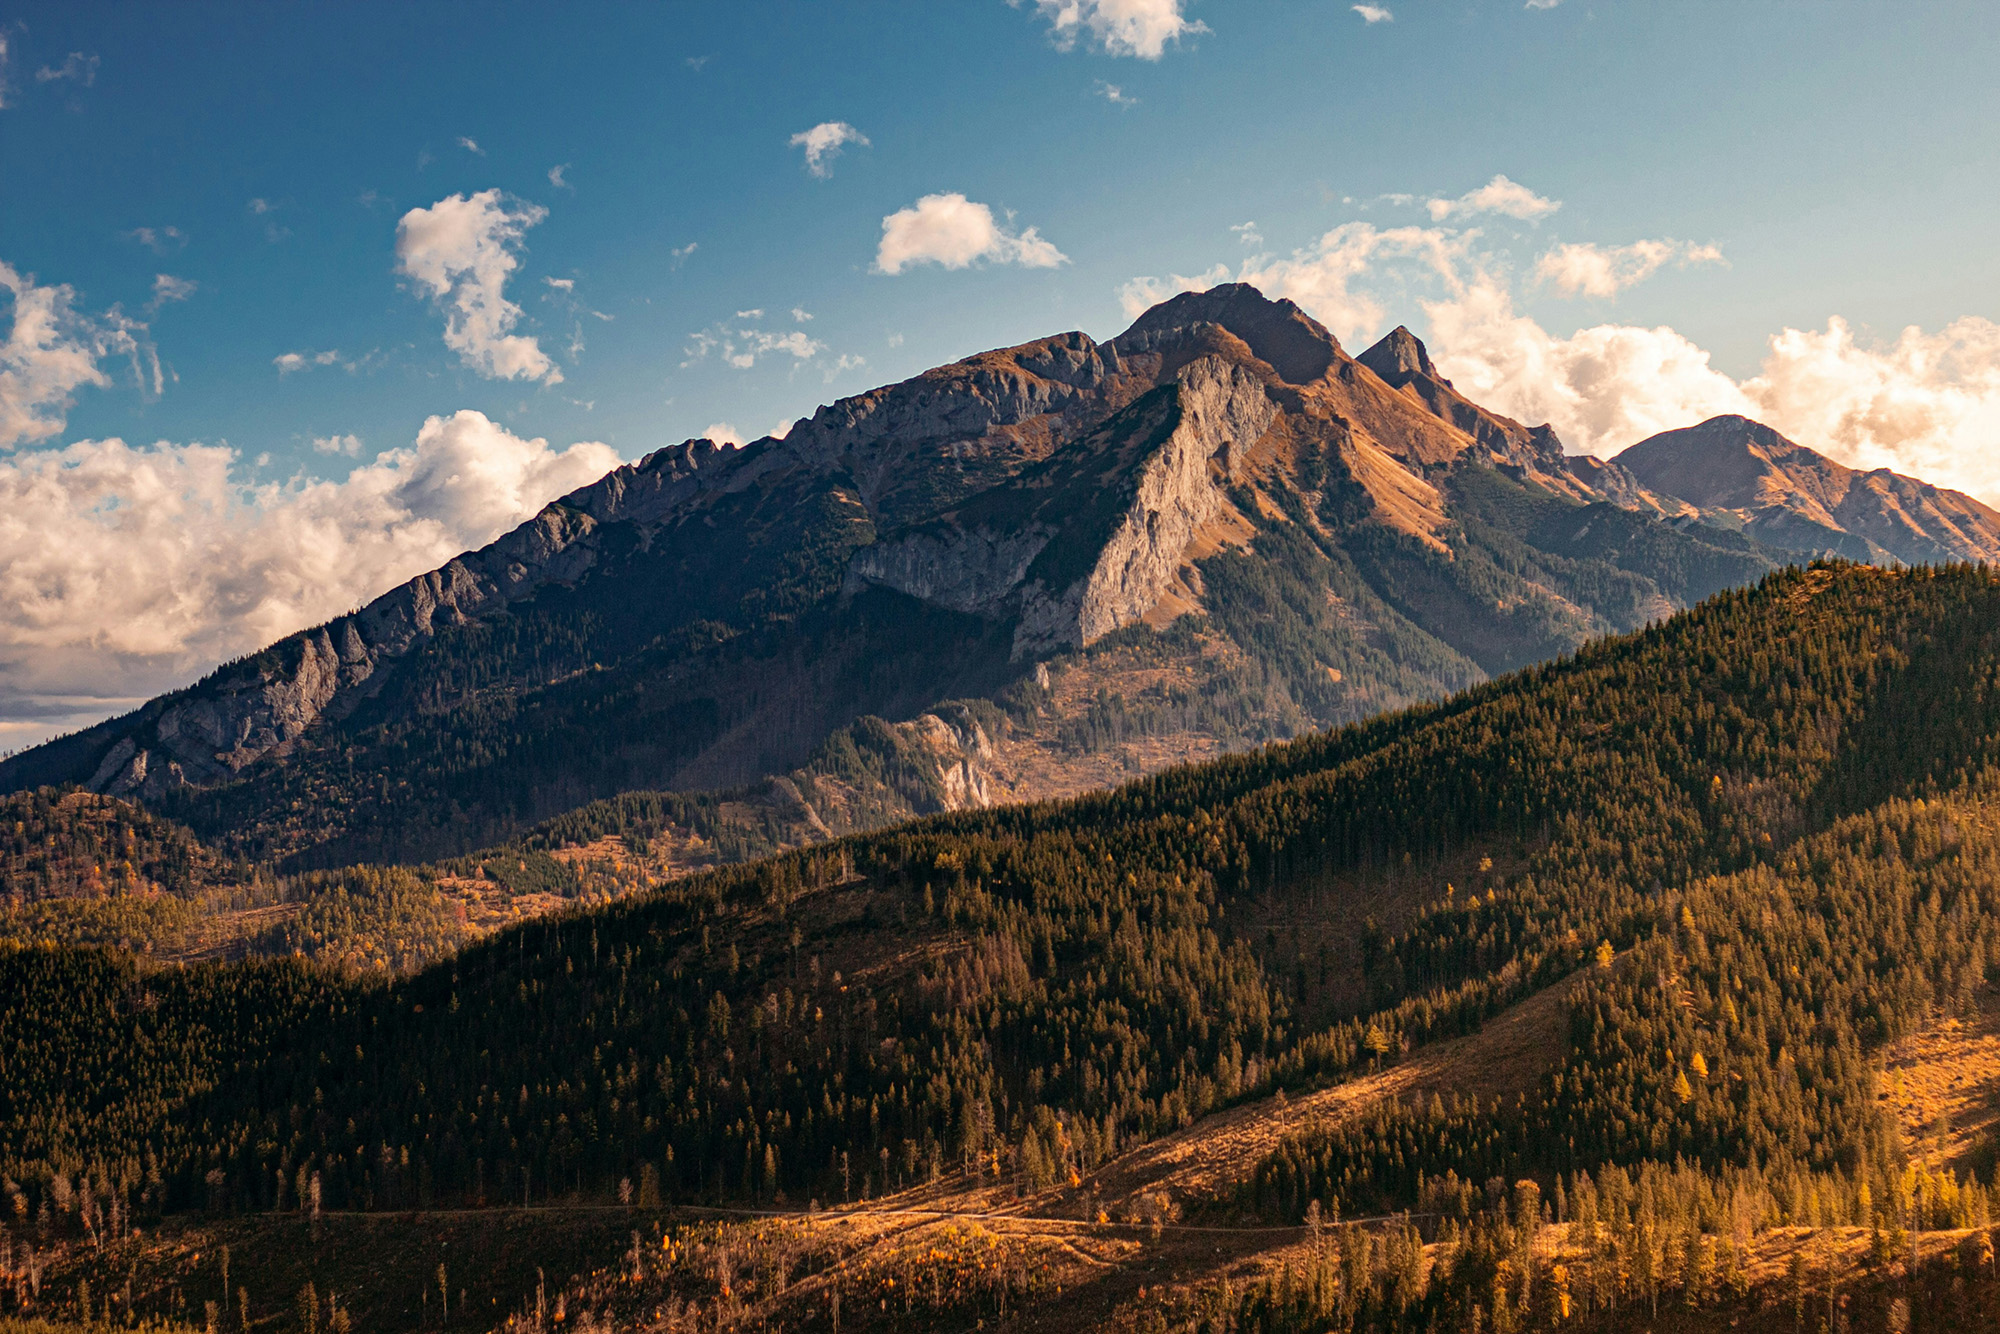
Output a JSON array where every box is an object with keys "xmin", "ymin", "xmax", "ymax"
[
  {"xmin": 875, "ymin": 193, "xmax": 1067, "ymax": 275},
  {"xmin": 1534, "ymin": 239, "xmax": 1724, "ymax": 299},
  {"xmin": 1426, "ymin": 271, "xmax": 2000, "ymax": 502},
  {"xmin": 790, "ymin": 122, "xmax": 870, "ymax": 178},
  {"xmin": 700, "ymin": 422, "xmax": 744, "ymax": 446},
  {"xmin": 311, "ymin": 434, "xmax": 362, "ymax": 457},
  {"xmin": 1426, "ymin": 175, "xmax": 1560, "ymax": 223},
  {"xmin": 1734, "ymin": 316, "xmax": 2000, "ymax": 503},
  {"xmin": 0, "ymin": 411, "xmax": 618, "ymax": 746},
  {"xmin": 1027, "ymin": 0, "xmax": 1208, "ymax": 58},
  {"xmin": 1353, "ymin": 5, "xmax": 1393, "ymax": 22},
  {"xmin": 395, "ymin": 189, "xmax": 561, "ymax": 383},
  {"xmin": 0, "ymin": 259, "xmax": 157, "ymax": 449}
]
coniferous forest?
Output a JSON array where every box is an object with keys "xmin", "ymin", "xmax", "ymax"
[{"xmin": 2, "ymin": 562, "xmax": 2000, "ymax": 1332}]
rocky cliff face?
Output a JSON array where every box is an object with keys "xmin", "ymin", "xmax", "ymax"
[
  {"xmin": 852, "ymin": 355, "xmax": 1277, "ymax": 658},
  {"xmin": 1013, "ymin": 357, "xmax": 1276, "ymax": 656}
]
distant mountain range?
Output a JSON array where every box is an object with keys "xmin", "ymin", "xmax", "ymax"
[{"xmin": 5, "ymin": 283, "xmax": 1996, "ymax": 870}]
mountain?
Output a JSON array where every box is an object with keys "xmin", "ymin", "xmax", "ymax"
[
  {"xmin": 7, "ymin": 562, "xmax": 2000, "ymax": 1333},
  {"xmin": 1615, "ymin": 412, "xmax": 2000, "ymax": 565},
  {"xmin": 0, "ymin": 286, "xmax": 1979, "ymax": 879}
]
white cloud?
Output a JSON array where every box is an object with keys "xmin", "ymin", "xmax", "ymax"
[
  {"xmin": 682, "ymin": 313, "xmax": 829, "ymax": 371},
  {"xmin": 1231, "ymin": 221, "xmax": 1262, "ymax": 247},
  {"xmin": 457, "ymin": 135, "xmax": 485, "ymax": 156},
  {"xmin": 1117, "ymin": 264, "xmax": 1234, "ymax": 320},
  {"xmin": 1353, "ymin": 5, "xmax": 1393, "ymax": 22},
  {"xmin": 248, "ymin": 198, "xmax": 276, "ymax": 215},
  {"xmin": 0, "ymin": 411, "xmax": 618, "ymax": 745},
  {"xmin": 1534, "ymin": 239, "xmax": 1724, "ymax": 299},
  {"xmin": 701, "ymin": 422, "xmax": 744, "ymax": 446},
  {"xmin": 0, "ymin": 260, "xmax": 156, "ymax": 449},
  {"xmin": 0, "ymin": 33, "xmax": 12, "ymax": 110},
  {"xmin": 875, "ymin": 193, "xmax": 1067, "ymax": 275},
  {"xmin": 311, "ymin": 433, "xmax": 362, "ymax": 457},
  {"xmin": 1423, "ymin": 274, "xmax": 1753, "ymax": 458},
  {"xmin": 1028, "ymin": 0, "xmax": 1208, "ymax": 59},
  {"xmin": 1238, "ymin": 222, "xmax": 1471, "ymax": 344},
  {"xmin": 395, "ymin": 189, "xmax": 561, "ymax": 383},
  {"xmin": 671, "ymin": 242, "xmax": 698, "ymax": 268},
  {"xmin": 1525, "ymin": 0, "xmax": 1562, "ymax": 9},
  {"xmin": 543, "ymin": 276, "xmax": 575, "ymax": 291},
  {"xmin": 792, "ymin": 308, "xmax": 812, "ymax": 322},
  {"xmin": 1426, "ymin": 174, "xmax": 1560, "ymax": 223},
  {"xmin": 273, "ymin": 349, "xmax": 345, "ymax": 376},
  {"xmin": 1095, "ymin": 80, "xmax": 1139, "ymax": 105},
  {"xmin": 149, "ymin": 274, "xmax": 197, "ymax": 310},
  {"xmin": 1734, "ymin": 316, "xmax": 2000, "ymax": 503},
  {"xmin": 789, "ymin": 122, "xmax": 870, "ymax": 178},
  {"xmin": 35, "ymin": 52, "xmax": 98, "ymax": 86},
  {"xmin": 1425, "ymin": 271, "xmax": 2000, "ymax": 502},
  {"xmin": 126, "ymin": 226, "xmax": 186, "ymax": 255}
]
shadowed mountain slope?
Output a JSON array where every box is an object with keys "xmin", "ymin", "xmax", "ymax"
[{"xmin": 0, "ymin": 286, "xmax": 1979, "ymax": 877}]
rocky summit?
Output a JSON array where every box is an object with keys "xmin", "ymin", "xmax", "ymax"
[{"xmin": 1, "ymin": 284, "xmax": 1982, "ymax": 871}]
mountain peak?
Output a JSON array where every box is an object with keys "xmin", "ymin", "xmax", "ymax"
[
  {"xmin": 1617, "ymin": 415, "xmax": 2000, "ymax": 566},
  {"xmin": 1356, "ymin": 325, "xmax": 1437, "ymax": 383},
  {"xmin": 1114, "ymin": 283, "xmax": 1339, "ymax": 385}
]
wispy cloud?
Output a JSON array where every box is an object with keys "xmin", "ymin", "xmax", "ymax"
[
  {"xmin": 148, "ymin": 274, "xmax": 197, "ymax": 311},
  {"xmin": 124, "ymin": 226, "xmax": 187, "ymax": 255},
  {"xmin": 311, "ymin": 433, "xmax": 362, "ymax": 457},
  {"xmin": 34, "ymin": 51, "xmax": 98, "ymax": 86},
  {"xmin": 1426, "ymin": 174, "xmax": 1560, "ymax": 223},
  {"xmin": 548, "ymin": 163, "xmax": 572, "ymax": 191},
  {"xmin": 1095, "ymin": 80, "xmax": 1139, "ymax": 105},
  {"xmin": 274, "ymin": 349, "xmax": 346, "ymax": 375},
  {"xmin": 457, "ymin": 135, "xmax": 485, "ymax": 156},
  {"xmin": 789, "ymin": 122, "xmax": 870, "ymax": 178},
  {"xmin": 682, "ymin": 313, "xmax": 826, "ymax": 371},
  {"xmin": 1533, "ymin": 239, "xmax": 1725, "ymax": 299},
  {"xmin": 1352, "ymin": 5, "xmax": 1393, "ymax": 23}
]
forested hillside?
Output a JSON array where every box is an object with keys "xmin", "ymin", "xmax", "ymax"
[{"xmin": 3, "ymin": 562, "xmax": 1997, "ymax": 1244}]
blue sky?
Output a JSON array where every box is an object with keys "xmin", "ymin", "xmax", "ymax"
[{"xmin": 3, "ymin": 0, "xmax": 2000, "ymax": 744}]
